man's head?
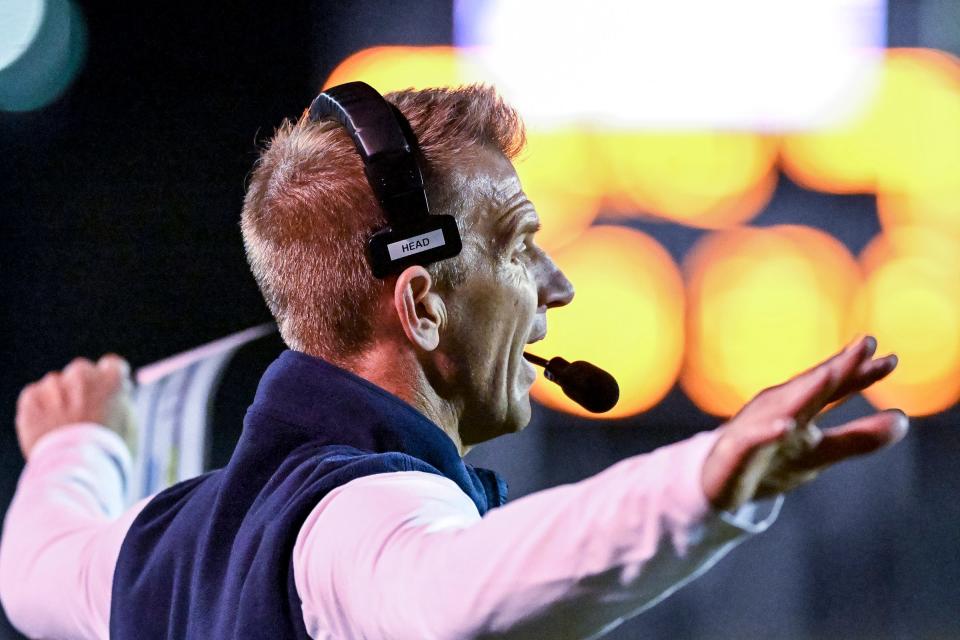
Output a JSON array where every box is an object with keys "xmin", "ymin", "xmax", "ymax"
[{"xmin": 242, "ymin": 85, "xmax": 573, "ymax": 445}]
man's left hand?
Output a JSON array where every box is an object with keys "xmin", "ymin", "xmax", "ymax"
[{"xmin": 701, "ymin": 336, "xmax": 908, "ymax": 512}]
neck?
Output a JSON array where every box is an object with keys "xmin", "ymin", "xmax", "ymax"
[{"xmin": 348, "ymin": 344, "xmax": 471, "ymax": 456}]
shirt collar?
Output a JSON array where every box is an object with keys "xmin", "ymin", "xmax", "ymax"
[{"xmin": 249, "ymin": 349, "xmax": 508, "ymax": 512}]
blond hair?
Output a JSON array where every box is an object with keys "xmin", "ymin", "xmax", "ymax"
[{"xmin": 241, "ymin": 85, "xmax": 526, "ymax": 364}]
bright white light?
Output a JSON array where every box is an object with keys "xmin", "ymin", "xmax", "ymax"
[
  {"xmin": 454, "ymin": 0, "xmax": 887, "ymax": 130},
  {"xmin": 0, "ymin": 0, "xmax": 45, "ymax": 70}
]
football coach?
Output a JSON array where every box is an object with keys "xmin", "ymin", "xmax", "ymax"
[{"xmin": 0, "ymin": 83, "xmax": 908, "ymax": 639}]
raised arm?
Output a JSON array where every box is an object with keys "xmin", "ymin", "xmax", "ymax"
[
  {"xmin": 0, "ymin": 356, "xmax": 147, "ymax": 640},
  {"xmin": 293, "ymin": 431, "xmax": 778, "ymax": 640},
  {"xmin": 293, "ymin": 335, "xmax": 907, "ymax": 640}
]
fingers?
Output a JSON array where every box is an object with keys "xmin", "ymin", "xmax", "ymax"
[
  {"xmin": 746, "ymin": 417, "xmax": 797, "ymax": 451},
  {"xmin": 760, "ymin": 336, "xmax": 894, "ymax": 425},
  {"xmin": 792, "ymin": 409, "xmax": 910, "ymax": 470},
  {"xmin": 56, "ymin": 354, "xmax": 130, "ymax": 383},
  {"xmin": 827, "ymin": 353, "xmax": 898, "ymax": 404},
  {"xmin": 794, "ymin": 335, "xmax": 874, "ymax": 382},
  {"xmin": 15, "ymin": 375, "xmax": 53, "ymax": 421},
  {"xmin": 97, "ymin": 353, "xmax": 132, "ymax": 390},
  {"xmin": 63, "ymin": 356, "xmax": 94, "ymax": 377},
  {"xmin": 97, "ymin": 353, "xmax": 130, "ymax": 376},
  {"xmin": 779, "ymin": 418, "xmax": 823, "ymax": 460},
  {"xmin": 37, "ymin": 371, "xmax": 68, "ymax": 410},
  {"xmin": 702, "ymin": 417, "xmax": 796, "ymax": 510},
  {"xmin": 792, "ymin": 336, "xmax": 876, "ymax": 421},
  {"xmin": 777, "ymin": 367, "xmax": 832, "ymax": 420},
  {"xmin": 19, "ymin": 354, "xmax": 131, "ymax": 411},
  {"xmin": 15, "ymin": 353, "xmax": 134, "ymax": 460}
]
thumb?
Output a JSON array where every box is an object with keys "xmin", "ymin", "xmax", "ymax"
[
  {"xmin": 798, "ymin": 409, "xmax": 909, "ymax": 470},
  {"xmin": 703, "ymin": 417, "xmax": 795, "ymax": 511}
]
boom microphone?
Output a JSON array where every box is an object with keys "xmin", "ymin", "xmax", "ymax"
[{"xmin": 523, "ymin": 353, "xmax": 620, "ymax": 413}]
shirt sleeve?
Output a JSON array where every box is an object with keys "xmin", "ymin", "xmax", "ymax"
[
  {"xmin": 292, "ymin": 429, "xmax": 782, "ymax": 640},
  {"xmin": 0, "ymin": 424, "xmax": 151, "ymax": 640}
]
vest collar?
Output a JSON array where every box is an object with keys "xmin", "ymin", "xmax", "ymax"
[{"xmin": 248, "ymin": 349, "xmax": 508, "ymax": 513}]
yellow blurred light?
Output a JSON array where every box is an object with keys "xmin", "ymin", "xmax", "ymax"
[
  {"xmin": 778, "ymin": 106, "xmax": 878, "ymax": 194},
  {"xmin": 514, "ymin": 130, "xmax": 603, "ymax": 251},
  {"xmin": 877, "ymin": 188, "xmax": 960, "ymax": 239},
  {"xmin": 323, "ymin": 45, "xmax": 488, "ymax": 93},
  {"xmin": 854, "ymin": 227, "xmax": 960, "ymax": 415},
  {"xmin": 874, "ymin": 49, "xmax": 960, "ymax": 195},
  {"xmin": 323, "ymin": 47, "xmax": 782, "ymax": 245},
  {"xmin": 780, "ymin": 48, "xmax": 960, "ymax": 199},
  {"xmin": 682, "ymin": 225, "xmax": 861, "ymax": 416},
  {"xmin": 859, "ymin": 224, "xmax": 960, "ymax": 275},
  {"xmin": 530, "ymin": 226, "xmax": 685, "ymax": 419},
  {"xmin": 593, "ymin": 131, "xmax": 778, "ymax": 228},
  {"xmin": 325, "ymin": 48, "xmax": 601, "ymax": 251}
]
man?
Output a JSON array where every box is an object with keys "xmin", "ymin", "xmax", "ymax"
[{"xmin": 0, "ymin": 85, "xmax": 907, "ymax": 639}]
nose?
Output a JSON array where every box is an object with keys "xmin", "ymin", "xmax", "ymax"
[{"xmin": 539, "ymin": 254, "xmax": 575, "ymax": 310}]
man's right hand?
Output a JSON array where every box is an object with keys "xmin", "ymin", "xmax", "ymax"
[
  {"xmin": 15, "ymin": 354, "xmax": 135, "ymax": 460},
  {"xmin": 701, "ymin": 336, "xmax": 908, "ymax": 512}
]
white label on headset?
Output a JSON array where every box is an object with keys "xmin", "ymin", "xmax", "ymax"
[{"xmin": 387, "ymin": 229, "xmax": 446, "ymax": 261}]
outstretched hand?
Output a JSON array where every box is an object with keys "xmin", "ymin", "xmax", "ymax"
[
  {"xmin": 701, "ymin": 336, "xmax": 909, "ymax": 512},
  {"xmin": 15, "ymin": 354, "xmax": 135, "ymax": 460}
]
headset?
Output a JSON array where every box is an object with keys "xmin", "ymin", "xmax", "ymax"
[
  {"xmin": 308, "ymin": 81, "xmax": 461, "ymax": 279},
  {"xmin": 307, "ymin": 81, "xmax": 619, "ymax": 413}
]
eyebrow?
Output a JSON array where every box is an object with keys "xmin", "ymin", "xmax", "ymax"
[{"xmin": 493, "ymin": 191, "xmax": 541, "ymax": 246}]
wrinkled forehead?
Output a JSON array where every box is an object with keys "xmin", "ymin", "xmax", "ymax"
[{"xmin": 442, "ymin": 146, "xmax": 535, "ymax": 245}]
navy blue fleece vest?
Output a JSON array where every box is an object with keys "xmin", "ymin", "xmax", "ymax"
[{"xmin": 110, "ymin": 350, "xmax": 508, "ymax": 639}]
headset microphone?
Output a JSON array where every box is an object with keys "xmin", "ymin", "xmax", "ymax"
[{"xmin": 523, "ymin": 353, "xmax": 619, "ymax": 413}]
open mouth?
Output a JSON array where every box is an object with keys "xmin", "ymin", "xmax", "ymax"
[{"xmin": 522, "ymin": 330, "xmax": 545, "ymax": 386}]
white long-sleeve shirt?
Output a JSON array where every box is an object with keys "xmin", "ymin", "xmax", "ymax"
[{"xmin": 0, "ymin": 424, "xmax": 780, "ymax": 640}]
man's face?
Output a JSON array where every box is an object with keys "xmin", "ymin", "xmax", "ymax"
[{"xmin": 438, "ymin": 146, "xmax": 574, "ymax": 445}]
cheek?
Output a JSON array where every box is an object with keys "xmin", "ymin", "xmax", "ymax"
[
  {"xmin": 505, "ymin": 261, "xmax": 538, "ymax": 307},
  {"xmin": 497, "ymin": 283, "xmax": 535, "ymax": 338},
  {"xmin": 462, "ymin": 262, "xmax": 537, "ymax": 353}
]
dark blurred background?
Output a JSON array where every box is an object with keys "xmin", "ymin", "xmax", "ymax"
[{"xmin": 2, "ymin": 1, "xmax": 959, "ymax": 638}]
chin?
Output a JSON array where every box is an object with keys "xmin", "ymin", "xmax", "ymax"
[
  {"xmin": 463, "ymin": 396, "xmax": 531, "ymax": 446},
  {"xmin": 504, "ymin": 394, "xmax": 533, "ymax": 434}
]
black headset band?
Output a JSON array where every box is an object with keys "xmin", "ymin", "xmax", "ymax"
[
  {"xmin": 308, "ymin": 82, "xmax": 430, "ymax": 223},
  {"xmin": 306, "ymin": 81, "xmax": 462, "ymax": 279}
]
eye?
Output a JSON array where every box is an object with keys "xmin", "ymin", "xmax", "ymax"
[{"xmin": 511, "ymin": 235, "xmax": 531, "ymax": 262}]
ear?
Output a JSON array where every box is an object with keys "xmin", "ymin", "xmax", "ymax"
[{"xmin": 393, "ymin": 266, "xmax": 445, "ymax": 352}]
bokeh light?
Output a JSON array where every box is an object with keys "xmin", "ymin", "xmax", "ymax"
[
  {"xmin": 594, "ymin": 131, "xmax": 778, "ymax": 228},
  {"xmin": 514, "ymin": 130, "xmax": 603, "ymax": 251},
  {"xmin": 530, "ymin": 226, "xmax": 685, "ymax": 419},
  {"xmin": 682, "ymin": 225, "xmax": 861, "ymax": 416},
  {"xmin": 872, "ymin": 50, "xmax": 960, "ymax": 203},
  {"xmin": 324, "ymin": 47, "xmax": 602, "ymax": 251},
  {"xmin": 0, "ymin": 0, "xmax": 87, "ymax": 112},
  {"xmin": 876, "ymin": 187, "xmax": 960, "ymax": 240},
  {"xmin": 454, "ymin": 0, "xmax": 885, "ymax": 129},
  {"xmin": 780, "ymin": 48, "xmax": 960, "ymax": 202},
  {"xmin": 0, "ymin": 0, "xmax": 45, "ymax": 70},
  {"xmin": 854, "ymin": 226, "xmax": 960, "ymax": 415},
  {"xmin": 323, "ymin": 45, "xmax": 486, "ymax": 94},
  {"xmin": 324, "ymin": 48, "xmax": 779, "ymax": 239},
  {"xmin": 323, "ymin": 45, "xmax": 960, "ymax": 419}
]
